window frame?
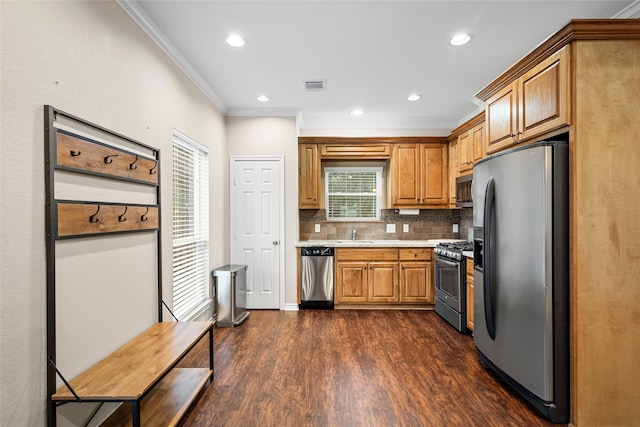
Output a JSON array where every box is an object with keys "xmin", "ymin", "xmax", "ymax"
[
  {"xmin": 324, "ymin": 166, "xmax": 382, "ymax": 221},
  {"xmin": 172, "ymin": 130, "xmax": 209, "ymax": 321}
]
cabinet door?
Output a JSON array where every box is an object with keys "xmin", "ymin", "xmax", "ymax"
[
  {"xmin": 368, "ymin": 262, "xmax": 399, "ymax": 303},
  {"xmin": 335, "ymin": 262, "xmax": 368, "ymax": 303},
  {"xmin": 466, "ymin": 258, "xmax": 475, "ymax": 331},
  {"xmin": 391, "ymin": 144, "xmax": 421, "ymax": 207},
  {"xmin": 448, "ymin": 140, "xmax": 458, "ymax": 207},
  {"xmin": 422, "ymin": 143, "xmax": 448, "ymax": 206},
  {"xmin": 471, "ymin": 123, "xmax": 484, "ymax": 162},
  {"xmin": 298, "ymin": 144, "xmax": 320, "ymax": 208},
  {"xmin": 399, "ymin": 261, "xmax": 434, "ymax": 303},
  {"xmin": 486, "ymin": 83, "xmax": 518, "ymax": 154},
  {"xmin": 458, "ymin": 131, "xmax": 472, "ymax": 173},
  {"xmin": 518, "ymin": 46, "xmax": 570, "ymax": 141}
]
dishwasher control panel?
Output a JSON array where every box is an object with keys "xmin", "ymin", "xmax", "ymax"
[{"xmin": 301, "ymin": 247, "xmax": 334, "ymax": 257}]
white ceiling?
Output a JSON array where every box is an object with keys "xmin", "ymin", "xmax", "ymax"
[{"xmin": 120, "ymin": 1, "xmax": 638, "ymax": 132}]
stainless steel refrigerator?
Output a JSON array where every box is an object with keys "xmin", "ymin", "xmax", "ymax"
[{"xmin": 472, "ymin": 140, "xmax": 569, "ymax": 423}]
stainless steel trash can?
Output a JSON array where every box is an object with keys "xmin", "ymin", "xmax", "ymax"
[{"xmin": 212, "ymin": 265, "xmax": 249, "ymax": 327}]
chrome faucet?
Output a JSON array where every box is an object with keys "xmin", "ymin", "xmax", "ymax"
[{"xmin": 351, "ymin": 227, "xmax": 357, "ymax": 241}]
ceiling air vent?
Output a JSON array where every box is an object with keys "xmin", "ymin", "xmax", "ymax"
[{"xmin": 304, "ymin": 80, "xmax": 327, "ymax": 91}]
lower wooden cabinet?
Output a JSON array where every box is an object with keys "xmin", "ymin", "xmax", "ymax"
[
  {"xmin": 335, "ymin": 248, "xmax": 433, "ymax": 306},
  {"xmin": 399, "ymin": 248, "xmax": 433, "ymax": 303},
  {"xmin": 335, "ymin": 261, "xmax": 368, "ymax": 303},
  {"xmin": 368, "ymin": 262, "xmax": 399, "ymax": 303},
  {"xmin": 466, "ymin": 257, "xmax": 474, "ymax": 331}
]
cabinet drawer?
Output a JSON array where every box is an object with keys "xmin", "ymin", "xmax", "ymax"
[
  {"xmin": 336, "ymin": 248, "xmax": 398, "ymax": 262},
  {"xmin": 399, "ymin": 248, "xmax": 432, "ymax": 261}
]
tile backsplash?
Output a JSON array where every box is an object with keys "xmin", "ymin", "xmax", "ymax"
[{"xmin": 300, "ymin": 208, "xmax": 473, "ymax": 241}]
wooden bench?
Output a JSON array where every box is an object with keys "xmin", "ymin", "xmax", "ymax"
[{"xmin": 52, "ymin": 321, "xmax": 213, "ymax": 427}]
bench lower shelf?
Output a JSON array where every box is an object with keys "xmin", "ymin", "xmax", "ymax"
[{"xmin": 101, "ymin": 368, "xmax": 212, "ymax": 427}]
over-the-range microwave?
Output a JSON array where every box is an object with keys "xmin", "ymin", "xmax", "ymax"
[{"xmin": 456, "ymin": 174, "xmax": 472, "ymax": 207}]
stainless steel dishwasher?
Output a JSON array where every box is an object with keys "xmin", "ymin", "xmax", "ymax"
[{"xmin": 300, "ymin": 247, "xmax": 334, "ymax": 309}]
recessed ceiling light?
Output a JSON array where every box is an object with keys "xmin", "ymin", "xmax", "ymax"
[
  {"xmin": 450, "ymin": 33, "xmax": 472, "ymax": 46},
  {"xmin": 350, "ymin": 109, "xmax": 365, "ymax": 116},
  {"xmin": 257, "ymin": 95, "xmax": 269, "ymax": 102},
  {"xmin": 225, "ymin": 34, "xmax": 246, "ymax": 48},
  {"xmin": 407, "ymin": 94, "xmax": 422, "ymax": 101}
]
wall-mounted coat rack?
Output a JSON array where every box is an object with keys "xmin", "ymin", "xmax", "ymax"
[
  {"xmin": 56, "ymin": 130, "xmax": 159, "ymax": 185},
  {"xmin": 44, "ymin": 106, "xmax": 167, "ymax": 427},
  {"xmin": 56, "ymin": 201, "xmax": 159, "ymax": 238}
]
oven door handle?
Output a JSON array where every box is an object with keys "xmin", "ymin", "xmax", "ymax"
[
  {"xmin": 483, "ymin": 177, "xmax": 497, "ymax": 340},
  {"xmin": 435, "ymin": 257, "xmax": 459, "ymax": 267}
]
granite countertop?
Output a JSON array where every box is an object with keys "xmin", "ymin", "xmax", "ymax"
[
  {"xmin": 463, "ymin": 251, "xmax": 474, "ymax": 258},
  {"xmin": 295, "ymin": 239, "xmax": 466, "ymax": 248}
]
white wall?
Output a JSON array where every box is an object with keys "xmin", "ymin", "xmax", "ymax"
[
  {"xmin": 0, "ymin": 2, "xmax": 227, "ymax": 425},
  {"xmin": 225, "ymin": 116, "xmax": 299, "ymax": 308}
]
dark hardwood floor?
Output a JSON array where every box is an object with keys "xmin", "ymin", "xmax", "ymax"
[{"xmin": 180, "ymin": 310, "xmax": 563, "ymax": 427}]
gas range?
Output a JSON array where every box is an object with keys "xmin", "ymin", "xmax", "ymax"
[
  {"xmin": 434, "ymin": 241, "xmax": 473, "ymax": 262},
  {"xmin": 434, "ymin": 241, "xmax": 474, "ymax": 333}
]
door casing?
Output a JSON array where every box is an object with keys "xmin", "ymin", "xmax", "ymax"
[{"xmin": 229, "ymin": 155, "xmax": 285, "ymax": 310}]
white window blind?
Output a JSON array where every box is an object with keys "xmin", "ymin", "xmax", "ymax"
[
  {"xmin": 325, "ymin": 167, "xmax": 382, "ymax": 221},
  {"xmin": 172, "ymin": 131, "xmax": 209, "ymax": 320}
]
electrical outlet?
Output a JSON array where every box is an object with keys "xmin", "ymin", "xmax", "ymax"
[
  {"xmin": 453, "ymin": 224, "xmax": 459, "ymax": 233},
  {"xmin": 314, "ymin": 223, "xmax": 321, "ymax": 233},
  {"xmin": 403, "ymin": 224, "xmax": 409, "ymax": 233},
  {"xmin": 386, "ymin": 223, "xmax": 396, "ymax": 233}
]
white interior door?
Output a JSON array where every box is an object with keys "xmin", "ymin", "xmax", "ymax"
[{"xmin": 230, "ymin": 157, "xmax": 283, "ymax": 309}]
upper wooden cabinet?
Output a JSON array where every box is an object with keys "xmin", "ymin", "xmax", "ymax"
[
  {"xmin": 298, "ymin": 143, "xmax": 320, "ymax": 209},
  {"xmin": 458, "ymin": 131, "xmax": 472, "ymax": 173},
  {"xmin": 448, "ymin": 140, "xmax": 458, "ymax": 208},
  {"xmin": 459, "ymin": 122, "xmax": 485, "ymax": 174},
  {"xmin": 448, "ymin": 112, "xmax": 483, "ymax": 207},
  {"xmin": 391, "ymin": 143, "xmax": 448, "ymax": 208},
  {"xmin": 486, "ymin": 46, "xmax": 570, "ymax": 154},
  {"xmin": 472, "ymin": 124, "xmax": 485, "ymax": 162},
  {"xmin": 320, "ymin": 143, "xmax": 390, "ymax": 159}
]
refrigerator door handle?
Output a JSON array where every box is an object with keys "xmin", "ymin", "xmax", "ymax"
[{"xmin": 483, "ymin": 177, "xmax": 497, "ymax": 340}]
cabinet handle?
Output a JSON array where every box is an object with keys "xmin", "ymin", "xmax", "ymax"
[
  {"xmin": 510, "ymin": 133, "xmax": 516, "ymax": 138},
  {"xmin": 517, "ymin": 131, "xmax": 523, "ymax": 136}
]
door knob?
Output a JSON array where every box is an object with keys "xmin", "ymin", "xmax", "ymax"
[{"xmin": 273, "ymin": 241, "xmax": 279, "ymax": 245}]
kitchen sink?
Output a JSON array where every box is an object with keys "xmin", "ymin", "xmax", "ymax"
[{"xmin": 329, "ymin": 240, "xmax": 377, "ymax": 244}]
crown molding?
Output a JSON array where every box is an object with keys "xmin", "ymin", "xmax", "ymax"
[
  {"xmin": 476, "ymin": 19, "xmax": 640, "ymax": 101},
  {"xmin": 613, "ymin": 1, "xmax": 640, "ymax": 18},
  {"xmin": 117, "ymin": 0, "xmax": 228, "ymax": 113},
  {"xmin": 299, "ymin": 119, "xmax": 457, "ymax": 131}
]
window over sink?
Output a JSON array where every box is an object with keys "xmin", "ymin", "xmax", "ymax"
[{"xmin": 325, "ymin": 167, "xmax": 382, "ymax": 221}]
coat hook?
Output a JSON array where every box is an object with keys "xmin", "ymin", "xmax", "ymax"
[
  {"xmin": 118, "ymin": 206, "xmax": 128, "ymax": 222},
  {"xmin": 149, "ymin": 162, "xmax": 158, "ymax": 175},
  {"xmin": 104, "ymin": 154, "xmax": 119, "ymax": 164},
  {"xmin": 141, "ymin": 206, "xmax": 149, "ymax": 222},
  {"xmin": 89, "ymin": 205, "xmax": 100, "ymax": 223},
  {"xmin": 129, "ymin": 155, "xmax": 138, "ymax": 170},
  {"xmin": 70, "ymin": 150, "xmax": 81, "ymax": 157}
]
